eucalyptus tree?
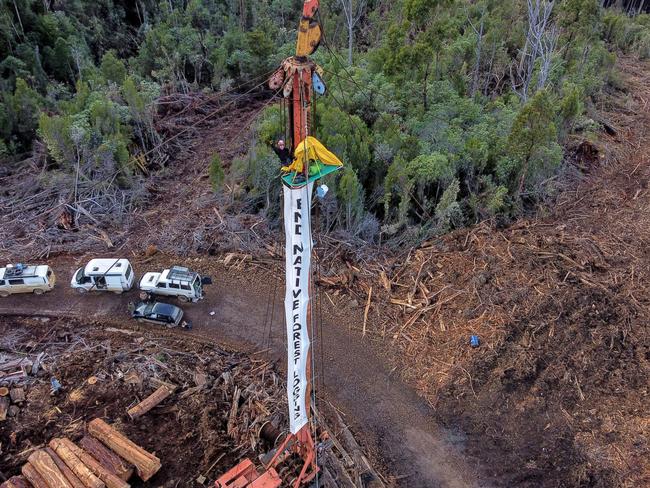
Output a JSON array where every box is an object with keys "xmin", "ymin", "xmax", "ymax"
[{"xmin": 337, "ymin": 0, "xmax": 367, "ymax": 65}]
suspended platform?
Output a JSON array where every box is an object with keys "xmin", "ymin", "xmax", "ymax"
[{"xmin": 281, "ymin": 160, "xmax": 342, "ymax": 188}]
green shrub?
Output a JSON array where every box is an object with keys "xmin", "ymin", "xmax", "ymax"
[
  {"xmin": 7, "ymin": 79, "xmax": 44, "ymax": 152},
  {"xmin": 507, "ymin": 90, "xmax": 563, "ymax": 195},
  {"xmin": 338, "ymin": 167, "xmax": 365, "ymax": 231},
  {"xmin": 435, "ymin": 178, "xmax": 463, "ymax": 232},
  {"xmin": 603, "ymin": 11, "xmax": 650, "ymax": 59},
  {"xmin": 209, "ymin": 154, "xmax": 225, "ymax": 192},
  {"xmin": 100, "ymin": 51, "xmax": 127, "ymax": 85},
  {"xmin": 38, "ymin": 81, "xmax": 133, "ymax": 179}
]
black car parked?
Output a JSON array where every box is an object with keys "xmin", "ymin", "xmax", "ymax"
[{"xmin": 130, "ymin": 301, "xmax": 190, "ymax": 328}]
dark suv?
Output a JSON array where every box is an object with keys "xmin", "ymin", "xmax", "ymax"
[{"xmin": 131, "ymin": 301, "xmax": 186, "ymax": 328}]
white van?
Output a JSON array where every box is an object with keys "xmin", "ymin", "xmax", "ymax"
[
  {"xmin": 71, "ymin": 258, "xmax": 135, "ymax": 294},
  {"xmin": 0, "ymin": 264, "xmax": 56, "ymax": 297},
  {"xmin": 139, "ymin": 266, "xmax": 206, "ymax": 303}
]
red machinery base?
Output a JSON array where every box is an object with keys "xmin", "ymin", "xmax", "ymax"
[
  {"xmin": 215, "ymin": 427, "xmax": 318, "ymax": 488},
  {"xmin": 215, "ymin": 459, "xmax": 282, "ymax": 488}
]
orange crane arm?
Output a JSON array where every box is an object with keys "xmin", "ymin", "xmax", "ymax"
[
  {"xmin": 216, "ymin": 3, "xmax": 324, "ymax": 487},
  {"xmin": 296, "ymin": 0, "xmax": 321, "ymax": 57}
]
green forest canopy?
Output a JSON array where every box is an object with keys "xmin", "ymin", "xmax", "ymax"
[{"xmin": 2, "ymin": 0, "xmax": 650, "ymax": 244}]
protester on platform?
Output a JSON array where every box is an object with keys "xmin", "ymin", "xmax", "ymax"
[{"xmin": 270, "ymin": 139, "xmax": 293, "ymax": 166}]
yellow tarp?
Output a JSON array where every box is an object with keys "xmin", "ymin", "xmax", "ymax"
[{"xmin": 281, "ymin": 136, "xmax": 344, "ymax": 174}]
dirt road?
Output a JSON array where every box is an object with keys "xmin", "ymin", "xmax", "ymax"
[{"xmin": 0, "ymin": 255, "xmax": 489, "ymax": 487}]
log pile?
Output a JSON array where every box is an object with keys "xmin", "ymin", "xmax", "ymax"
[
  {"xmin": 1, "ymin": 419, "xmax": 160, "ymax": 488},
  {"xmin": 0, "ymin": 387, "xmax": 27, "ymax": 422},
  {"xmin": 0, "ymin": 354, "xmax": 44, "ymax": 385}
]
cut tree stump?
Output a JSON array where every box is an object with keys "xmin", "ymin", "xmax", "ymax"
[
  {"xmin": 127, "ymin": 384, "xmax": 176, "ymax": 419},
  {"xmin": 28, "ymin": 449, "xmax": 74, "ymax": 488},
  {"xmin": 9, "ymin": 388, "xmax": 25, "ymax": 404},
  {"xmin": 0, "ymin": 476, "xmax": 31, "ymax": 488},
  {"xmin": 88, "ymin": 419, "xmax": 160, "ymax": 481},
  {"xmin": 49, "ymin": 438, "xmax": 105, "ymax": 488},
  {"xmin": 21, "ymin": 462, "xmax": 50, "ymax": 488},
  {"xmin": 79, "ymin": 436, "xmax": 134, "ymax": 482},
  {"xmin": 45, "ymin": 447, "xmax": 87, "ymax": 488},
  {"xmin": 55, "ymin": 438, "xmax": 129, "ymax": 488}
]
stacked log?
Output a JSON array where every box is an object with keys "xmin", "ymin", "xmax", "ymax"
[
  {"xmin": 2, "ymin": 418, "xmax": 161, "ymax": 488},
  {"xmin": 88, "ymin": 419, "xmax": 161, "ymax": 482},
  {"xmin": 48, "ymin": 439, "xmax": 104, "ymax": 488},
  {"xmin": 45, "ymin": 447, "xmax": 86, "ymax": 488},
  {"xmin": 20, "ymin": 464, "xmax": 48, "ymax": 488},
  {"xmin": 51, "ymin": 438, "xmax": 129, "ymax": 488},
  {"xmin": 0, "ymin": 477, "xmax": 31, "ymax": 488},
  {"xmin": 79, "ymin": 437, "xmax": 134, "ymax": 482},
  {"xmin": 27, "ymin": 450, "xmax": 74, "ymax": 488}
]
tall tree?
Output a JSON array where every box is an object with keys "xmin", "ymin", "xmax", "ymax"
[
  {"xmin": 338, "ymin": 0, "xmax": 367, "ymax": 65},
  {"xmin": 507, "ymin": 89, "xmax": 562, "ymax": 195},
  {"xmin": 512, "ymin": 0, "xmax": 559, "ymax": 101}
]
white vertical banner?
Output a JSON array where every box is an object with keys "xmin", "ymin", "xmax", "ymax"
[{"xmin": 283, "ymin": 182, "xmax": 314, "ymax": 434}]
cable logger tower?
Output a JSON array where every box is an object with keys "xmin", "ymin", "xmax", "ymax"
[{"xmin": 216, "ymin": 1, "xmax": 342, "ymax": 487}]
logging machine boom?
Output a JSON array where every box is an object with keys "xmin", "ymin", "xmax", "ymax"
[{"xmin": 215, "ymin": 1, "xmax": 341, "ymax": 487}]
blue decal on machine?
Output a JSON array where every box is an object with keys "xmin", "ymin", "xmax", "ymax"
[{"xmin": 312, "ymin": 72, "xmax": 326, "ymax": 95}]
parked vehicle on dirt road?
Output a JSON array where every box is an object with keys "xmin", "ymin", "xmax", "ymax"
[
  {"xmin": 0, "ymin": 264, "xmax": 56, "ymax": 297},
  {"xmin": 138, "ymin": 265, "xmax": 209, "ymax": 303},
  {"xmin": 129, "ymin": 301, "xmax": 190, "ymax": 328},
  {"xmin": 71, "ymin": 258, "xmax": 134, "ymax": 294}
]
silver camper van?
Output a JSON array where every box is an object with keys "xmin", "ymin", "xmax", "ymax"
[
  {"xmin": 0, "ymin": 264, "xmax": 56, "ymax": 297},
  {"xmin": 70, "ymin": 258, "xmax": 135, "ymax": 294},
  {"xmin": 139, "ymin": 266, "xmax": 206, "ymax": 303}
]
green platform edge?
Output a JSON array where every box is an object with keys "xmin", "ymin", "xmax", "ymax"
[{"xmin": 281, "ymin": 161, "xmax": 342, "ymax": 188}]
